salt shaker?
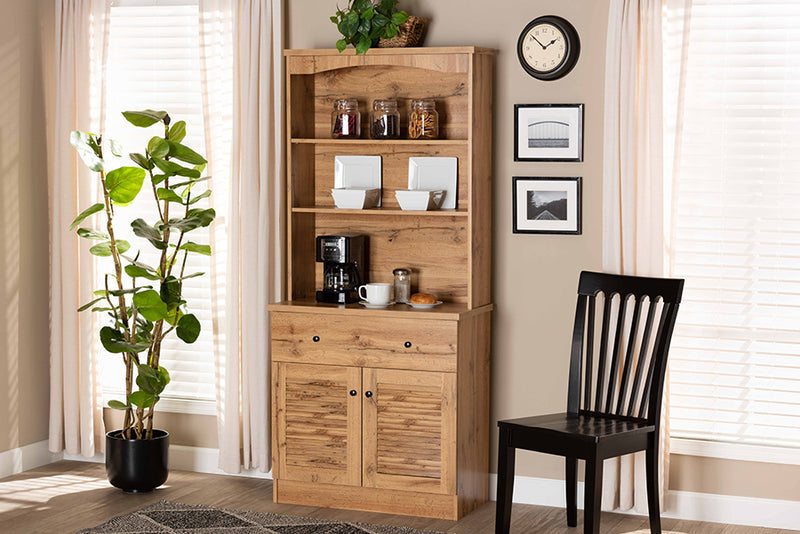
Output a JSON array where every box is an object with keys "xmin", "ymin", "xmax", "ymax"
[{"xmin": 392, "ymin": 268, "xmax": 411, "ymax": 303}]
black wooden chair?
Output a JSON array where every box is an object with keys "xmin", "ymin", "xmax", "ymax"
[{"xmin": 496, "ymin": 271, "xmax": 684, "ymax": 534}]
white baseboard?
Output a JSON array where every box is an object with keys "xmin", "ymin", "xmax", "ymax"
[
  {"xmin": 489, "ymin": 474, "xmax": 800, "ymax": 531},
  {"xmin": 65, "ymin": 444, "xmax": 272, "ymax": 479},
  {"xmin": 0, "ymin": 440, "xmax": 61, "ymax": 479}
]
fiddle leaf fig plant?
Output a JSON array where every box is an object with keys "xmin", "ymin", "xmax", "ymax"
[
  {"xmin": 331, "ymin": 0, "xmax": 408, "ymax": 54},
  {"xmin": 70, "ymin": 110, "xmax": 215, "ymax": 440}
]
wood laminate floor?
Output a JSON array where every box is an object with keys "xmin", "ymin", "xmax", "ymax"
[{"xmin": 0, "ymin": 461, "xmax": 795, "ymax": 534}]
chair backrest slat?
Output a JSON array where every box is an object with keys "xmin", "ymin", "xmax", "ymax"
[
  {"xmin": 615, "ymin": 296, "xmax": 642, "ymax": 415},
  {"xmin": 583, "ymin": 295, "xmax": 596, "ymax": 411},
  {"xmin": 604, "ymin": 295, "xmax": 629, "ymax": 413},
  {"xmin": 568, "ymin": 271, "xmax": 684, "ymax": 424}
]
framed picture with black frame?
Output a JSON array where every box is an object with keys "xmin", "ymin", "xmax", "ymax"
[
  {"xmin": 514, "ymin": 104, "xmax": 584, "ymax": 162},
  {"xmin": 513, "ymin": 176, "xmax": 581, "ymax": 235}
]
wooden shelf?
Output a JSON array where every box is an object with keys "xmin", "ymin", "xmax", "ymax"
[
  {"xmin": 269, "ymin": 299, "xmax": 493, "ymax": 320},
  {"xmin": 291, "ymin": 207, "xmax": 469, "ymax": 217},
  {"xmin": 291, "ymin": 138, "xmax": 469, "ymax": 146}
]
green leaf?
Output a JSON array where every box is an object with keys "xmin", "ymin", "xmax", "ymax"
[
  {"xmin": 105, "ymin": 138, "xmax": 124, "ymax": 157},
  {"xmin": 168, "ymin": 121, "xmax": 186, "ymax": 143},
  {"xmin": 358, "ymin": 18, "xmax": 371, "ymax": 35},
  {"xmin": 165, "ymin": 208, "xmax": 216, "ymax": 232},
  {"xmin": 147, "ymin": 136, "xmax": 170, "ymax": 159},
  {"xmin": 353, "ymin": 0, "xmax": 371, "ymax": 11},
  {"xmin": 179, "ymin": 272, "xmax": 205, "ymax": 280},
  {"xmin": 180, "ymin": 242, "xmax": 211, "ymax": 255},
  {"xmin": 167, "ymin": 141, "xmax": 206, "ymax": 165},
  {"xmin": 133, "ymin": 289, "xmax": 169, "ymax": 321},
  {"xmin": 136, "ymin": 373, "xmax": 156, "ymax": 393},
  {"xmin": 371, "ymin": 12, "xmax": 389, "ymax": 29},
  {"xmin": 122, "ymin": 109, "xmax": 167, "ymax": 128},
  {"xmin": 170, "ymin": 176, "xmax": 211, "ymax": 189},
  {"xmin": 160, "ymin": 276, "xmax": 182, "ymax": 307},
  {"xmin": 344, "ymin": 11, "xmax": 359, "ymax": 35},
  {"xmin": 153, "ymin": 157, "xmax": 201, "ymax": 178},
  {"xmin": 177, "ymin": 313, "xmax": 201, "ymax": 343},
  {"xmin": 77, "ymin": 297, "xmax": 105, "ymax": 312},
  {"xmin": 391, "ymin": 11, "xmax": 408, "ymax": 25},
  {"xmin": 185, "ymin": 189, "xmax": 212, "ymax": 204},
  {"xmin": 125, "ymin": 264, "xmax": 160, "ymax": 280},
  {"xmin": 108, "ymin": 399, "xmax": 129, "ymax": 410},
  {"xmin": 76, "ymin": 228, "xmax": 108, "ymax": 240},
  {"xmin": 105, "ymin": 166, "xmax": 146, "ymax": 204},
  {"xmin": 89, "ymin": 240, "xmax": 130, "ymax": 257},
  {"xmin": 131, "ymin": 219, "xmax": 168, "ymax": 250},
  {"xmin": 151, "ymin": 174, "xmax": 168, "ymax": 185},
  {"xmin": 70, "ymin": 203, "xmax": 105, "ymax": 231},
  {"xmin": 156, "ymin": 187, "xmax": 184, "ymax": 204},
  {"xmin": 100, "ymin": 326, "xmax": 150, "ymax": 354},
  {"xmin": 356, "ymin": 35, "xmax": 371, "ymax": 55},
  {"xmin": 70, "ymin": 131, "xmax": 104, "ymax": 172},
  {"xmin": 363, "ymin": 6, "xmax": 374, "ymax": 20},
  {"xmin": 94, "ymin": 287, "xmax": 146, "ymax": 297},
  {"xmin": 128, "ymin": 390, "xmax": 157, "ymax": 409},
  {"xmin": 129, "ymin": 152, "xmax": 153, "ymax": 170},
  {"xmin": 330, "ymin": 15, "xmax": 339, "ymax": 23}
]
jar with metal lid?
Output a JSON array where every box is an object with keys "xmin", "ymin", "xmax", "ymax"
[
  {"xmin": 370, "ymin": 99, "xmax": 400, "ymax": 139},
  {"xmin": 392, "ymin": 268, "xmax": 411, "ymax": 303},
  {"xmin": 331, "ymin": 99, "xmax": 361, "ymax": 138},
  {"xmin": 408, "ymin": 99, "xmax": 439, "ymax": 139}
]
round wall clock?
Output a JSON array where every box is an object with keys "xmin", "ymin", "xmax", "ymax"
[{"xmin": 517, "ymin": 15, "xmax": 580, "ymax": 81}]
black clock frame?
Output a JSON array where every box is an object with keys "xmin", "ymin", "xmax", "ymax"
[{"xmin": 517, "ymin": 15, "xmax": 580, "ymax": 81}]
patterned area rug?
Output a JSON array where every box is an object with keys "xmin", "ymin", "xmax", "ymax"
[{"xmin": 77, "ymin": 501, "xmax": 447, "ymax": 534}]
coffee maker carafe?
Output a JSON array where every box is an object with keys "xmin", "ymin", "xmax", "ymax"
[{"xmin": 316, "ymin": 234, "xmax": 367, "ymax": 304}]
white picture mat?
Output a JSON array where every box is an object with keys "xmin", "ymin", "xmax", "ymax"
[
  {"xmin": 516, "ymin": 106, "xmax": 582, "ymax": 160},
  {"xmin": 408, "ymin": 157, "xmax": 458, "ymax": 209},
  {"xmin": 515, "ymin": 179, "xmax": 579, "ymax": 232},
  {"xmin": 335, "ymin": 155, "xmax": 382, "ymax": 206}
]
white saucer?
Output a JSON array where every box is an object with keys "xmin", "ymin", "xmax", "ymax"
[
  {"xmin": 359, "ymin": 300, "xmax": 395, "ymax": 309},
  {"xmin": 408, "ymin": 301, "xmax": 443, "ymax": 309}
]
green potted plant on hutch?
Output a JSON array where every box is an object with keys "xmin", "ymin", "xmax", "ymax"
[{"xmin": 69, "ymin": 109, "xmax": 214, "ymax": 492}]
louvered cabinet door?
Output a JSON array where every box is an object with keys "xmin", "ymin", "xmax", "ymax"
[
  {"xmin": 275, "ymin": 363, "xmax": 362, "ymax": 486},
  {"xmin": 362, "ymin": 368, "xmax": 457, "ymax": 495}
]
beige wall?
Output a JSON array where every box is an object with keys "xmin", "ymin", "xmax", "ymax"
[
  {"xmin": 0, "ymin": 0, "xmax": 50, "ymax": 454},
  {"xmin": 286, "ymin": 0, "xmax": 800, "ymax": 502}
]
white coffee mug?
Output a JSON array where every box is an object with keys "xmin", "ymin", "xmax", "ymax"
[{"xmin": 358, "ymin": 283, "xmax": 392, "ymax": 304}]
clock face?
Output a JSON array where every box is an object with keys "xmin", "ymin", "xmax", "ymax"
[
  {"xmin": 521, "ymin": 23, "xmax": 567, "ymax": 73},
  {"xmin": 517, "ymin": 16, "xmax": 580, "ymax": 81}
]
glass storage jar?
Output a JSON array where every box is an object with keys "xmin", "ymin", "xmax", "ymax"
[
  {"xmin": 370, "ymin": 99, "xmax": 401, "ymax": 139},
  {"xmin": 331, "ymin": 99, "xmax": 361, "ymax": 138},
  {"xmin": 408, "ymin": 99, "xmax": 439, "ymax": 139}
]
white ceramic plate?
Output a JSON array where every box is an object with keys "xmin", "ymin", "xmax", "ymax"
[
  {"xmin": 408, "ymin": 300, "xmax": 443, "ymax": 309},
  {"xmin": 335, "ymin": 156, "xmax": 382, "ymax": 206},
  {"xmin": 408, "ymin": 157, "xmax": 458, "ymax": 209},
  {"xmin": 359, "ymin": 300, "xmax": 395, "ymax": 309}
]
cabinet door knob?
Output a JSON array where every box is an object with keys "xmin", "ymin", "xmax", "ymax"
[
  {"xmin": 404, "ymin": 341, "xmax": 412, "ymax": 348},
  {"xmin": 312, "ymin": 336, "xmax": 320, "ymax": 342},
  {"xmin": 365, "ymin": 391, "xmax": 373, "ymax": 398},
  {"xmin": 349, "ymin": 390, "xmax": 357, "ymax": 396}
]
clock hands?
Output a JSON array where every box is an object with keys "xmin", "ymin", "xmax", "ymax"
[
  {"xmin": 531, "ymin": 35, "xmax": 547, "ymax": 49},
  {"xmin": 543, "ymin": 37, "xmax": 560, "ymax": 49}
]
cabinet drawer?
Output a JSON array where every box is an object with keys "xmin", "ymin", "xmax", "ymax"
[{"xmin": 271, "ymin": 312, "xmax": 457, "ymax": 372}]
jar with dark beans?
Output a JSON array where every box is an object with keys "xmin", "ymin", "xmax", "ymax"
[
  {"xmin": 331, "ymin": 99, "xmax": 361, "ymax": 138},
  {"xmin": 370, "ymin": 99, "xmax": 400, "ymax": 139}
]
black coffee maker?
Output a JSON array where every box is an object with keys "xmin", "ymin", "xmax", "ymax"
[{"xmin": 316, "ymin": 234, "xmax": 367, "ymax": 304}]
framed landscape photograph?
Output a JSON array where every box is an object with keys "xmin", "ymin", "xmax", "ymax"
[
  {"xmin": 513, "ymin": 176, "xmax": 581, "ymax": 234},
  {"xmin": 514, "ymin": 104, "xmax": 584, "ymax": 162}
]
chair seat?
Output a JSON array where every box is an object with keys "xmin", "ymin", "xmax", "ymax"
[{"xmin": 499, "ymin": 412, "xmax": 655, "ymax": 443}]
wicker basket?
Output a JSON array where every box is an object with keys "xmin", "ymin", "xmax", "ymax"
[{"xmin": 378, "ymin": 15, "xmax": 428, "ymax": 48}]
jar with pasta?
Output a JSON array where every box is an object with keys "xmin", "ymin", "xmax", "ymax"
[{"xmin": 408, "ymin": 99, "xmax": 439, "ymax": 140}]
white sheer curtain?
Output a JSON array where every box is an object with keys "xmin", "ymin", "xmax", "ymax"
[
  {"xmin": 602, "ymin": 0, "xmax": 668, "ymax": 513},
  {"xmin": 48, "ymin": 0, "xmax": 109, "ymax": 457},
  {"xmin": 199, "ymin": 0, "xmax": 284, "ymax": 474}
]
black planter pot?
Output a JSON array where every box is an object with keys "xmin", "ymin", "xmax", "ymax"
[{"xmin": 106, "ymin": 429, "xmax": 169, "ymax": 493}]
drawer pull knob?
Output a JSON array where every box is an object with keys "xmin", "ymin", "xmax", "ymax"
[
  {"xmin": 312, "ymin": 336, "xmax": 320, "ymax": 342},
  {"xmin": 365, "ymin": 391, "xmax": 373, "ymax": 398},
  {"xmin": 349, "ymin": 390, "xmax": 357, "ymax": 396},
  {"xmin": 404, "ymin": 341, "xmax": 412, "ymax": 348}
]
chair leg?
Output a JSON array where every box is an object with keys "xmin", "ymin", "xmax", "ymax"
[
  {"xmin": 566, "ymin": 456, "xmax": 577, "ymax": 527},
  {"xmin": 583, "ymin": 456, "xmax": 603, "ymax": 534},
  {"xmin": 495, "ymin": 427, "xmax": 516, "ymax": 534},
  {"xmin": 646, "ymin": 437, "xmax": 662, "ymax": 534}
]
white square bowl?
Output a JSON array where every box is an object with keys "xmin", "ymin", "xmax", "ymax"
[
  {"xmin": 395, "ymin": 189, "xmax": 445, "ymax": 211},
  {"xmin": 331, "ymin": 188, "xmax": 381, "ymax": 209}
]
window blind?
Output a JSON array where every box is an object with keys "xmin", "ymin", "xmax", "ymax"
[
  {"xmin": 667, "ymin": 0, "xmax": 800, "ymax": 449},
  {"xmin": 100, "ymin": 1, "xmax": 216, "ymax": 407}
]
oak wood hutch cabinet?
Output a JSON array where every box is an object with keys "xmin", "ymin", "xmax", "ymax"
[{"xmin": 269, "ymin": 47, "xmax": 494, "ymax": 520}]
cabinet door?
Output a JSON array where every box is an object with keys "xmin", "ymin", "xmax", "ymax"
[
  {"xmin": 275, "ymin": 363, "xmax": 361, "ymax": 486},
  {"xmin": 362, "ymin": 368, "xmax": 457, "ymax": 495}
]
